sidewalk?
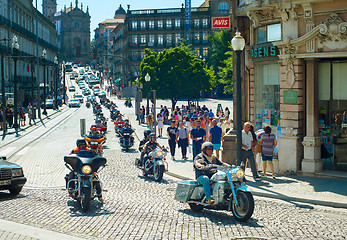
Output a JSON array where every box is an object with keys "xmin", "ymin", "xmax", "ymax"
[{"xmin": 114, "ymin": 97, "xmax": 347, "ymax": 209}]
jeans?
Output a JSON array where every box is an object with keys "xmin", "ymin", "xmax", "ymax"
[
  {"xmin": 179, "ymin": 138, "xmax": 188, "ymax": 157},
  {"xmin": 168, "ymin": 140, "xmax": 176, "ymax": 157},
  {"xmin": 192, "ymin": 143, "xmax": 201, "ymax": 160},
  {"xmin": 239, "ymin": 149, "xmax": 259, "ymax": 178},
  {"xmin": 197, "ymin": 175, "xmax": 212, "ymax": 200}
]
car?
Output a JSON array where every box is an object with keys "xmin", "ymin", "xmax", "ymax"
[
  {"xmin": 69, "ymin": 86, "xmax": 76, "ymax": 92},
  {"xmin": 70, "ymin": 74, "xmax": 75, "ymax": 80},
  {"xmin": 87, "ymin": 95, "xmax": 95, "ymax": 102},
  {"xmin": 42, "ymin": 99, "xmax": 54, "ymax": 109},
  {"xmin": 68, "ymin": 99, "xmax": 81, "ymax": 108},
  {"xmin": 82, "ymin": 88, "xmax": 91, "ymax": 96},
  {"xmin": 0, "ymin": 156, "xmax": 27, "ymax": 195},
  {"xmin": 98, "ymin": 91, "xmax": 106, "ymax": 98},
  {"xmin": 93, "ymin": 89, "xmax": 100, "ymax": 96},
  {"xmin": 73, "ymin": 94, "xmax": 84, "ymax": 103},
  {"xmin": 79, "ymin": 83, "xmax": 85, "ymax": 89}
]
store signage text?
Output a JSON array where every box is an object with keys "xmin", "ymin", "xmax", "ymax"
[
  {"xmin": 251, "ymin": 46, "xmax": 277, "ymax": 58},
  {"xmin": 212, "ymin": 17, "xmax": 230, "ymax": 29}
]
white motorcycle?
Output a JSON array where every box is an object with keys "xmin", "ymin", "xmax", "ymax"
[{"xmin": 174, "ymin": 164, "xmax": 254, "ymax": 222}]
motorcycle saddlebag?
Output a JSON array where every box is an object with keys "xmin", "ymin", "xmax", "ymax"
[{"xmin": 174, "ymin": 180, "xmax": 198, "ymax": 202}]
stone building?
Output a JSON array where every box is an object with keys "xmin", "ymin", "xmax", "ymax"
[
  {"xmin": 42, "ymin": 0, "xmax": 57, "ymax": 21},
  {"xmin": 54, "ymin": 0, "xmax": 90, "ymax": 62},
  {"xmin": 228, "ymin": 0, "xmax": 347, "ymax": 174}
]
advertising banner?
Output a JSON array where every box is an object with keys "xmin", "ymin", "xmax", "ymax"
[
  {"xmin": 212, "ymin": 17, "xmax": 230, "ymax": 29},
  {"xmin": 185, "ymin": 0, "xmax": 191, "ymax": 30}
]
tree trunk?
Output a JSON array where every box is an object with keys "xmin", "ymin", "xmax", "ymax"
[{"xmin": 171, "ymin": 98, "xmax": 178, "ymax": 110}]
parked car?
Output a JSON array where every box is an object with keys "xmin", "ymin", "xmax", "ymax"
[
  {"xmin": 68, "ymin": 99, "xmax": 81, "ymax": 108},
  {"xmin": 73, "ymin": 94, "xmax": 84, "ymax": 103},
  {"xmin": 69, "ymin": 86, "xmax": 76, "ymax": 92},
  {"xmin": 0, "ymin": 156, "xmax": 26, "ymax": 195},
  {"xmin": 93, "ymin": 89, "xmax": 100, "ymax": 96},
  {"xmin": 42, "ymin": 99, "xmax": 54, "ymax": 109}
]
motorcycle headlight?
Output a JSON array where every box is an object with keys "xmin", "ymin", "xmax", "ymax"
[
  {"xmin": 81, "ymin": 165, "xmax": 92, "ymax": 174},
  {"xmin": 12, "ymin": 168, "xmax": 23, "ymax": 177},
  {"xmin": 155, "ymin": 151, "xmax": 163, "ymax": 158},
  {"xmin": 236, "ymin": 168, "xmax": 245, "ymax": 179}
]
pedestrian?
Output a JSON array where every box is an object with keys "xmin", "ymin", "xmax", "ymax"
[
  {"xmin": 209, "ymin": 119, "xmax": 222, "ymax": 159},
  {"xmin": 28, "ymin": 102, "xmax": 36, "ymax": 125},
  {"xmin": 157, "ymin": 113, "xmax": 164, "ymax": 137},
  {"xmin": 6, "ymin": 107, "xmax": 13, "ymax": 128},
  {"xmin": 147, "ymin": 113, "xmax": 154, "ymax": 131},
  {"xmin": 240, "ymin": 122, "xmax": 261, "ymax": 180},
  {"xmin": 140, "ymin": 106, "xmax": 145, "ymax": 124},
  {"xmin": 163, "ymin": 106, "xmax": 169, "ymax": 124},
  {"xmin": 0, "ymin": 109, "xmax": 3, "ymax": 130},
  {"xmin": 259, "ymin": 125, "xmax": 277, "ymax": 178},
  {"xmin": 250, "ymin": 124, "xmax": 260, "ymax": 173},
  {"xmin": 224, "ymin": 107, "xmax": 230, "ymax": 118},
  {"xmin": 224, "ymin": 116, "xmax": 232, "ymax": 133},
  {"xmin": 178, "ymin": 122, "xmax": 189, "ymax": 160},
  {"xmin": 208, "ymin": 109, "xmax": 214, "ymax": 118},
  {"xmin": 190, "ymin": 119, "xmax": 206, "ymax": 160},
  {"xmin": 167, "ymin": 120, "xmax": 178, "ymax": 160}
]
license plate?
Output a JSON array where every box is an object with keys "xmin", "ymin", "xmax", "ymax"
[{"xmin": 0, "ymin": 180, "xmax": 11, "ymax": 186}]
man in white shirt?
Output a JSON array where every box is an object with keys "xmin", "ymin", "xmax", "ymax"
[{"xmin": 239, "ymin": 122, "xmax": 260, "ymax": 180}]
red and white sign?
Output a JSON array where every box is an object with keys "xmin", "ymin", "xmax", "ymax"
[{"xmin": 212, "ymin": 17, "xmax": 231, "ymax": 29}]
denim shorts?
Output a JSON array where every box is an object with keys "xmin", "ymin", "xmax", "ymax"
[
  {"xmin": 213, "ymin": 144, "xmax": 221, "ymax": 150},
  {"xmin": 262, "ymin": 154, "xmax": 273, "ymax": 161}
]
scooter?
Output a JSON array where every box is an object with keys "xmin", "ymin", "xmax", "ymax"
[
  {"xmin": 174, "ymin": 164, "xmax": 254, "ymax": 222},
  {"xmin": 64, "ymin": 150, "xmax": 106, "ymax": 212}
]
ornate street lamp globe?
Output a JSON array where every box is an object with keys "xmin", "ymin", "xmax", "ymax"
[
  {"xmin": 54, "ymin": 56, "xmax": 58, "ymax": 64},
  {"xmin": 12, "ymin": 35, "xmax": 19, "ymax": 50},
  {"xmin": 231, "ymin": 31, "xmax": 245, "ymax": 51},
  {"xmin": 145, "ymin": 73, "xmax": 151, "ymax": 82},
  {"xmin": 42, "ymin": 49, "xmax": 47, "ymax": 59}
]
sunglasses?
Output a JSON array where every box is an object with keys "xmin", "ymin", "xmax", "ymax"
[
  {"xmin": 207, "ymin": 147, "xmax": 213, "ymax": 150},
  {"xmin": 151, "ymin": 137, "xmax": 156, "ymax": 139}
]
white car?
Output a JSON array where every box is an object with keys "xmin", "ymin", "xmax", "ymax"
[
  {"xmin": 73, "ymin": 94, "xmax": 84, "ymax": 103},
  {"xmin": 68, "ymin": 99, "xmax": 80, "ymax": 108}
]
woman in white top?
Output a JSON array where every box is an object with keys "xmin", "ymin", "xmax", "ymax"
[
  {"xmin": 157, "ymin": 113, "xmax": 164, "ymax": 137},
  {"xmin": 223, "ymin": 116, "xmax": 232, "ymax": 133}
]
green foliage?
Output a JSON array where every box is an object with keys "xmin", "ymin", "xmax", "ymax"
[
  {"xmin": 218, "ymin": 48, "xmax": 233, "ymax": 94},
  {"xmin": 90, "ymin": 38, "xmax": 95, "ymax": 49},
  {"xmin": 139, "ymin": 43, "xmax": 215, "ymax": 109}
]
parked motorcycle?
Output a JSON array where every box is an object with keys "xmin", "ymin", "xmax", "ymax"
[
  {"xmin": 135, "ymin": 147, "xmax": 168, "ymax": 181},
  {"xmin": 174, "ymin": 164, "xmax": 254, "ymax": 222},
  {"xmin": 119, "ymin": 127, "xmax": 134, "ymax": 151},
  {"xmin": 64, "ymin": 151, "xmax": 106, "ymax": 212},
  {"xmin": 85, "ymin": 134, "xmax": 105, "ymax": 156}
]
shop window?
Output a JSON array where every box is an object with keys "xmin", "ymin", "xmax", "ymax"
[
  {"xmin": 255, "ymin": 63, "xmax": 280, "ymax": 130},
  {"xmin": 257, "ymin": 24, "xmax": 281, "ymax": 44}
]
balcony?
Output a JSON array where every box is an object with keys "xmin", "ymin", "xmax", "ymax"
[{"xmin": 128, "ymin": 7, "xmax": 209, "ymax": 16}]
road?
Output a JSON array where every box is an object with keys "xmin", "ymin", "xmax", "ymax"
[{"xmin": 0, "ymin": 71, "xmax": 345, "ymax": 239}]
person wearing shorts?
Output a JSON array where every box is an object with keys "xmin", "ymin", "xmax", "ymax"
[
  {"xmin": 259, "ymin": 125, "xmax": 277, "ymax": 178},
  {"xmin": 209, "ymin": 119, "xmax": 222, "ymax": 159}
]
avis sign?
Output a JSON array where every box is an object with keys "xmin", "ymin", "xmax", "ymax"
[{"xmin": 212, "ymin": 17, "xmax": 230, "ymax": 29}]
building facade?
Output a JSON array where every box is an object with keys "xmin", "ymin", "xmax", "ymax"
[
  {"xmin": 42, "ymin": 0, "xmax": 57, "ymax": 21},
  {"xmin": 0, "ymin": 0, "xmax": 58, "ymax": 105},
  {"xmin": 54, "ymin": 1, "xmax": 90, "ymax": 62},
  {"xmin": 234, "ymin": 0, "xmax": 347, "ymax": 173}
]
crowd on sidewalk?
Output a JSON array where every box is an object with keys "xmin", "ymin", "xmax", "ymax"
[{"xmin": 139, "ymin": 103, "xmax": 278, "ymax": 180}]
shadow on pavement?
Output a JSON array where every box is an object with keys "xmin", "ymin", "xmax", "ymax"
[
  {"xmin": 0, "ymin": 192, "xmax": 27, "ymax": 201},
  {"xmin": 178, "ymin": 209, "xmax": 263, "ymax": 227},
  {"xmin": 67, "ymin": 200, "xmax": 115, "ymax": 217},
  {"xmin": 121, "ymin": 149, "xmax": 138, "ymax": 153},
  {"xmin": 138, "ymin": 175, "xmax": 173, "ymax": 185}
]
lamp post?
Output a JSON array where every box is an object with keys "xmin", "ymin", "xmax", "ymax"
[
  {"xmin": 0, "ymin": 37, "xmax": 10, "ymax": 134},
  {"xmin": 12, "ymin": 36, "xmax": 19, "ymax": 133},
  {"xmin": 42, "ymin": 49, "xmax": 47, "ymax": 115},
  {"xmin": 62, "ymin": 61, "xmax": 66, "ymax": 104},
  {"xmin": 231, "ymin": 31, "xmax": 245, "ymax": 165},
  {"xmin": 53, "ymin": 56, "xmax": 58, "ymax": 110},
  {"xmin": 145, "ymin": 72, "xmax": 150, "ymax": 116}
]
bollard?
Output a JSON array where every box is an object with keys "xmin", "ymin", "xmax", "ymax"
[{"xmin": 80, "ymin": 119, "xmax": 86, "ymax": 136}]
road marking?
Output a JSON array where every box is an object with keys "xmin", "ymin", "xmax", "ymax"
[
  {"xmin": 16, "ymin": 147, "xmax": 30, "ymax": 156},
  {"xmin": 0, "ymin": 147, "xmax": 17, "ymax": 156}
]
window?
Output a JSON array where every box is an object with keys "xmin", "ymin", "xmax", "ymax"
[
  {"xmin": 166, "ymin": 20, "xmax": 172, "ymax": 29},
  {"xmin": 141, "ymin": 21, "xmax": 146, "ymax": 29},
  {"xmin": 202, "ymin": 32, "xmax": 208, "ymax": 43},
  {"xmin": 202, "ymin": 19, "xmax": 208, "ymax": 28},
  {"xmin": 202, "ymin": 47, "xmax": 208, "ymax": 57},
  {"xmin": 195, "ymin": 48, "xmax": 200, "ymax": 57},
  {"xmin": 140, "ymin": 51, "xmax": 145, "ymax": 59},
  {"xmin": 131, "ymin": 21, "xmax": 137, "ymax": 29},
  {"xmin": 132, "ymin": 51, "xmax": 139, "ymax": 60},
  {"xmin": 175, "ymin": 19, "xmax": 181, "ymax": 28},
  {"xmin": 218, "ymin": 2, "xmax": 229, "ymax": 15},
  {"xmin": 175, "ymin": 34, "xmax": 181, "ymax": 44},
  {"xmin": 166, "ymin": 34, "xmax": 172, "ymax": 46},
  {"xmin": 194, "ymin": 19, "xmax": 200, "ymax": 27},
  {"xmin": 140, "ymin": 35, "xmax": 146, "ymax": 44},
  {"xmin": 158, "ymin": 20, "xmax": 163, "ymax": 29},
  {"xmin": 148, "ymin": 35, "xmax": 155, "ymax": 46},
  {"xmin": 131, "ymin": 35, "xmax": 138, "ymax": 44},
  {"xmin": 158, "ymin": 34, "xmax": 163, "ymax": 46},
  {"xmin": 257, "ymin": 24, "xmax": 281, "ymax": 43},
  {"xmin": 149, "ymin": 21, "xmax": 155, "ymax": 29},
  {"xmin": 194, "ymin": 33, "xmax": 200, "ymax": 43}
]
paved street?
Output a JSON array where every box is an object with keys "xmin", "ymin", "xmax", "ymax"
[{"xmin": 0, "ymin": 76, "xmax": 346, "ymax": 239}]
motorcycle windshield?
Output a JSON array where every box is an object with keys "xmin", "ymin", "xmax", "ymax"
[{"xmin": 64, "ymin": 151, "xmax": 106, "ymax": 172}]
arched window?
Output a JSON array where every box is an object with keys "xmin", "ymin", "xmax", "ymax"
[{"xmin": 218, "ymin": 2, "xmax": 229, "ymax": 15}]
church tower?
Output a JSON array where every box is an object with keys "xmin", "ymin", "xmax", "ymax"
[{"xmin": 42, "ymin": 0, "xmax": 57, "ymax": 21}]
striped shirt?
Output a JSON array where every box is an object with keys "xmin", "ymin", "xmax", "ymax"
[{"xmin": 262, "ymin": 134, "xmax": 276, "ymax": 156}]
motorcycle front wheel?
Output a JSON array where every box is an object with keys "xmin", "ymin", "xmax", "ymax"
[
  {"xmin": 231, "ymin": 191, "xmax": 254, "ymax": 222},
  {"xmin": 80, "ymin": 187, "xmax": 91, "ymax": 212},
  {"xmin": 153, "ymin": 164, "xmax": 164, "ymax": 182}
]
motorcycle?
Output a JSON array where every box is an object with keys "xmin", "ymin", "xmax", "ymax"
[
  {"xmin": 85, "ymin": 134, "xmax": 105, "ymax": 156},
  {"xmin": 124, "ymin": 99, "xmax": 132, "ymax": 108},
  {"xmin": 86, "ymin": 102, "xmax": 91, "ymax": 108},
  {"xmin": 174, "ymin": 164, "xmax": 254, "ymax": 222},
  {"xmin": 135, "ymin": 147, "xmax": 168, "ymax": 182},
  {"xmin": 119, "ymin": 127, "xmax": 134, "ymax": 151},
  {"xmin": 114, "ymin": 119, "xmax": 125, "ymax": 135},
  {"xmin": 64, "ymin": 150, "xmax": 106, "ymax": 212}
]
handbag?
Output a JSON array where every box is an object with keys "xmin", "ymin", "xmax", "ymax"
[{"xmin": 254, "ymin": 143, "xmax": 262, "ymax": 153}]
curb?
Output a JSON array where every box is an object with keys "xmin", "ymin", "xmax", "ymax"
[{"xmin": 165, "ymin": 171, "xmax": 347, "ymax": 209}]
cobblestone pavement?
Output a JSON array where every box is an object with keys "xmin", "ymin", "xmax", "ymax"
[{"xmin": 0, "ymin": 86, "xmax": 346, "ymax": 239}]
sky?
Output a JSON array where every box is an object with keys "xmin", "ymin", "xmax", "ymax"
[{"xmin": 36, "ymin": 0, "xmax": 205, "ymax": 38}]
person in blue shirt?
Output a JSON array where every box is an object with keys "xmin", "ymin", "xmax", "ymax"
[
  {"xmin": 209, "ymin": 119, "xmax": 222, "ymax": 159},
  {"xmin": 190, "ymin": 119, "xmax": 206, "ymax": 159},
  {"xmin": 208, "ymin": 109, "xmax": 214, "ymax": 118}
]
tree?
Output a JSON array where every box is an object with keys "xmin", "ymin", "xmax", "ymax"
[
  {"xmin": 218, "ymin": 48, "xmax": 233, "ymax": 94},
  {"xmin": 139, "ymin": 44, "xmax": 215, "ymax": 109}
]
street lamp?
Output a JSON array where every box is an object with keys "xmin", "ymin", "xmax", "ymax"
[
  {"xmin": 42, "ymin": 49, "xmax": 47, "ymax": 115},
  {"xmin": 62, "ymin": 61, "xmax": 66, "ymax": 104},
  {"xmin": 12, "ymin": 35, "xmax": 19, "ymax": 133},
  {"xmin": 0, "ymin": 37, "xmax": 11, "ymax": 134},
  {"xmin": 54, "ymin": 56, "xmax": 58, "ymax": 110},
  {"xmin": 231, "ymin": 31, "xmax": 245, "ymax": 166},
  {"xmin": 145, "ymin": 72, "xmax": 150, "ymax": 116}
]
